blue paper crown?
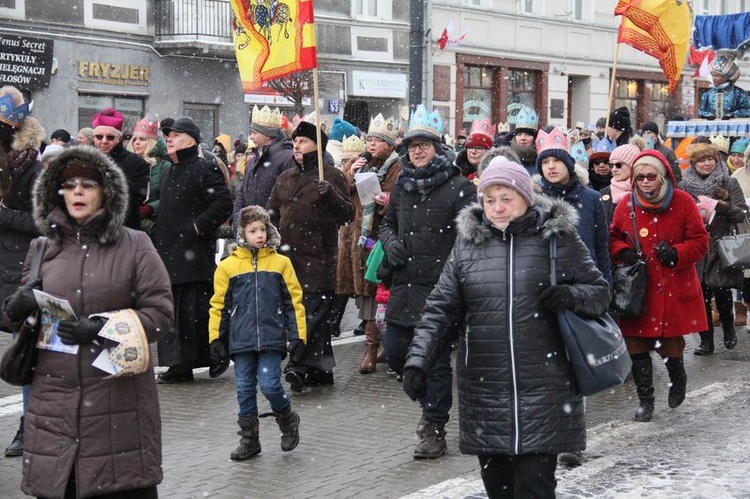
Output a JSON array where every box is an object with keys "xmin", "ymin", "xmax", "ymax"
[
  {"xmin": 408, "ymin": 104, "xmax": 443, "ymax": 138},
  {"xmin": 0, "ymin": 93, "xmax": 30, "ymax": 128},
  {"xmin": 515, "ymin": 105, "xmax": 539, "ymax": 130},
  {"xmin": 571, "ymin": 141, "xmax": 589, "ymax": 165}
]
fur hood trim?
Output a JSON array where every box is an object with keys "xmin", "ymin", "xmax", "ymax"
[
  {"xmin": 11, "ymin": 116, "xmax": 45, "ymax": 152},
  {"xmin": 476, "ymin": 146, "xmax": 522, "ymax": 178},
  {"xmin": 33, "ymin": 145, "xmax": 129, "ymax": 244},
  {"xmin": 456, "ymin": 195, "xmax": 579, "ymax": 246},
  {"xmin": 235, "ymin": 204, "xmax": 282, "ymax": 250}
]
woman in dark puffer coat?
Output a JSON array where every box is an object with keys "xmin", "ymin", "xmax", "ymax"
[{"xmin": 403, "ymin": 157, "xmax": 610, "ymax": 498}]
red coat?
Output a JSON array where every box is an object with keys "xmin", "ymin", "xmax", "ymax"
[{"xmin": 610, "ymin": 178, "xmax": 709, "ymax": 338}]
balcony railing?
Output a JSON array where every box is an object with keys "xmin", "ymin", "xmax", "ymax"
[{"xmin": 155, "ymin": 0, "xmax": 232, "ymax": 40}]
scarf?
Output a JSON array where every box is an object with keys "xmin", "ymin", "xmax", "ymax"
[
  {"xmin": 397, "ymin": 147, "xmax": 459, "ymax": 200},
  {"xmin": 358, "ymin": 151, "xmax": 400, "ymax": 247},
  {"xmin": 538, "ymin": 174, "xmax": 581, "ymax": 202},
  {"xmin": 634, "ymin": 182, "xmax": 673, "ymax": 213},
  {"xmin": 609, "ymin": 178, "xmax": 631, "ymax": 204},
  {"xmin": 727, "ymin": 156, "xmax": 743, "ymax": 174},
  {"xmin": 680, "ymin": 163, "xmax": 730, "ymax": 199}
]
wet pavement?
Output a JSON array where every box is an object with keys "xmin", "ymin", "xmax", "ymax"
[{"xmin": 2, "ymin": 307, "xmax": 750, "ymax": 498}]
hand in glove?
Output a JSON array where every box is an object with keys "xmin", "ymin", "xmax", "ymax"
[
  {"xmin": 209, "ymin": 339, "xmax": 230, "ymax": 378},
  {"xmin": 139, "ymin": 203, "xmax": 154, "ymax": 219},
  {"xmin": 655, "ymin": 241, "xmax": 678, "ymax": 267},
  {"xmin": 317, "ymin": 180, "xmax": 331, "ymax": 198},
  {"xmin": 384, "ymin": 238, "xmax": 408, "ymax": 266},
  {"xmin": 4, "ymin": 279, "xmax": 41, "ymax": 323},
  {"xmin": 713, "ymin": 188, "xmax": 731, "ymax": 201},
  {"xmin": 56, "ymin": 317, "xmax": 104, "ymax": 345},
  {"xmin": 539, "ymin": 285, "xmax": 577, "ymax": 312},
  {"xmin": 618, "ymin": 248, "xmax": 640, "ymax": 265},
  {"xmin": 288, "ymin": 339, "xmax": 305, "ymax": 365},
  {"xmin": 402, "ymin": 367, "xmax": 427, "ymax": 401}
]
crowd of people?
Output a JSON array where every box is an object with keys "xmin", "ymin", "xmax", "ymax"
[{"xmin": 1, "ymin": 49, "xmax": 750, "ymax": 498}]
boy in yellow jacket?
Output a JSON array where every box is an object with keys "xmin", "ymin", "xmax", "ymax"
[{"xmin": 208, "ymin": 205, "xmax": 306, "ymax": 460}]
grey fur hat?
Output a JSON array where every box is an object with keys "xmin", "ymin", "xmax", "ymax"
[{"xmin": 237, "ymin": 205, "xmax": 281, "ymax": 250}]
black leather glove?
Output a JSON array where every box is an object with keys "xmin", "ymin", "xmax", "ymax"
[
  {"xmin": 715, "ymin": 200, "xmax": 731, "ymax": 215},
  {"xmin": 384, "ymin": 238, "xmax": 408, "ymax": 266},
  {"xmin": 317, "ymin": 180, "xmax": 331, "ymax": 198},
  {"xmin": 4, "ymin": 279, "xmax": 41, "ymax": 323},
  {"xmin": 402, "ymin": 367, "xmax": 427, "ymax": 401},
  {"xmin": 288, "ymin": 339, "xmax": 305, "ymax": 364},
  {"xmin": 56, "ymin": 317, "xmax": 104, "ymax": 345},
  {"xmin": 713, "ymin": 188, "xmax": 731, "ymax": 201},
  {"xmin": 539, "ymin": 285, "xmax": 577, "ymax": 312},
  {"xmin": 655, "ymin": 241, "xmax": 678, "ymax": 267},
  {"xmin": 618, "ymin": 248, "xmax": 640, "ymax": 265},
  {"xmin": 209, "ymin": 339, "xmax": 230, "ymax": 378}
]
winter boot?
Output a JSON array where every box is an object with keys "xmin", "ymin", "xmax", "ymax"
[
  {"xmin": 359, "ymin": 320, "xmax": 382, "ymax": 374},
  {"xmin": 630, "ymin": 353, "xmax": 654, "ymax": 422},
  {"xmin": 414, "ymin": 422, "xmax": 447, "ymax": 459},
  {"xmin": 665, "ymin": 356, "xmax": 687, "ymax": 409},
  {"xmin": 722, "ymin": 322, "xmax": 738, "ymax": 350},
  {"xmin": 352, "ymin": 320, "xmax": 367, "ymax": 336},
  {"xmin": 694, "ymin": 331, "xmax": 715, "ymax": 356},
  {"xmin": 269, "ymin": 406, "xmax": 300, "ymax": 452},
  {"xmin": 4, "ymin": 416, "xmax": 24, "ymax": 457},
  {"xmin": 230, "ymin": 415, "xmax": 261, "ymax": 461},
  {"xmin": 415, "ymin": 413, "xmax": 428, "ymax": 438},
  {"xmin": 329, "ymin": 294, "xmax": 349, "ymax": 338},
  {"xmin": 735, "ymin": 302, "xmax": 747, "ymax": 327}
]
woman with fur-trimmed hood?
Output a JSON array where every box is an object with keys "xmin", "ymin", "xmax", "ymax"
[
  {"xmin": 403, "ymin": 157, "xmax": 610, "ymax": 497},
  {"xmin": 2, "ymin": 145, "xmax": 173, "ymax": 498}
]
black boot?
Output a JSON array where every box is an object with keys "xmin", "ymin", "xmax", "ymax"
[
  {"xmin": 230, "ymin": 415, "xmax": 261, "ymax": 461},
  {"xmin": 665, "ymin": 356, "xmax": 687, "ymax": 408},
  {"xmin": 328, "ymin": 294, "xmax": 349, "ymax": 338},
  {"xmin": 266, "ymin": 405, "xmax": 300, "ymax": 452},
  {"xmin": 630, "ymin": 353, "xmax": 654, "ymax": 422},
  {"xmin": 694, "ymin": 331, "xmax": 715, "ymax": 356},
  {"xmin": 722, "ymin": 322, "xmax": 738, "ymax": 350},
  {"xmin": 352, "ymin": 320, "xmax": 366, "ymax": 336},
  {"xmin": 4, "ymin": 416, "xmax": 23, "ymax": 457}
]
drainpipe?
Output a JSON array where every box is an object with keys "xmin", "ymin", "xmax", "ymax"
[{"xmin": 408, "ymin": 0, "xmax": 424, "ymax": 111}]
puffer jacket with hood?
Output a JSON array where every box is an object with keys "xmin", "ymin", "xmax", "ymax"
[
  {"xmin": 406, "ymin": 196, "xmax": 610, "ymax": 456},
  {"xmin": 208, "ymin": 206, "xmax": 306, "ymax": 354},
  {"xmin": 18, "ymin": 146, "xmax": 174, "ymax": 499}
]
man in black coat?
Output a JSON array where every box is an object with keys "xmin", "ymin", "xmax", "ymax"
[
  {"xmin": 92, "ymin": 107, "xmax": 149, "ymax": 230},
  {"xmin": 154, "ymin": 116, "xmax": 233, "ymax": 383}
]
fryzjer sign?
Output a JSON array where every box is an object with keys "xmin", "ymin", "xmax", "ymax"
[{"xmin": 0, "ymin": 34, "xmax": 54, "ymax": 89}]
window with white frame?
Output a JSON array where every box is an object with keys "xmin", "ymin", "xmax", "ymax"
[
  {"xmin": 0, "ymin": 0, "xmax": 25, "ymax": 20},
  {"xmin": 354, "ymin": 0, "xmax": 392, "ymax": 19},
  {"xmin": 570, "ymin": 0, "xmax": 592, "ymax": 21},
  {"xmin": 85, "ymin": 0, "xmax": 147, "ymax": 34},
  {"xmin": 464, "ymin": 0, "xmax": 485, "ymax": 6},
  {"xmin": 519, "ymin": 0, "xmax": 539, "ymax": 15}
]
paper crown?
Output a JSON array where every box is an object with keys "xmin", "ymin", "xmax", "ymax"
[
  {"xmin": 0, "ymin": 92, "xmax": 30, "ymax": 128},
  {"xmin": 133, "ymin": 118, "xmax": 158, "ymax": 139},
  {"xmin": 497, "ymin": 122, "xmax": 511, "ymax": 133},
  {"xmin": 570, "ymin": 141, "xmax": 589, "ymax": 165},
  {"xmin": 341, "ymin": 134, "xmax": 366, "ymax": 157},
  {"xmin": 535, "ymin": 126, "xmax": 570, "ymax": 154},
  {"xmin": 368, "ymin": 113, "xmax": 399, "ymax": 143},
  {"xmin": 300, "ymin": 112, "xmax": 331, "ymax": 133},
  {"xmin": 469, "ymin": 118, "xmax": 493, "ymax": 139},
  {"xmin": 575, "ymin": 121, "xmax": 586, "ymax": 130},
  {"xmin": 407, "ymin": 104, "xmax": 443, "ymax": 138},
  {"xmin": 710, "ymin": 134, "xmax": 730, "ymax": 154},
  {"xmin": 95, "ymin": 309, "xmax": 150, "ymax": 379},
  {"xmin": 252, "ymin": 105, "xmax": 282, "ymax": 129},
  {"xmin": 514, "ymin": 105, "xmax": 539, "ymax": 131}
]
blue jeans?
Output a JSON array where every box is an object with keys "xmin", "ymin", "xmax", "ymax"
[
  {"xmin": 384, "ymin": 323, "xmax": 453, "ymax": 424},
  {"xmin": 233, "ymin": 351, "xmax": 289, "ymax": 417}
]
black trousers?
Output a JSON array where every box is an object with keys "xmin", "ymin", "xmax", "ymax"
[
  {"xmin": 478, "ymin": 453, "xmax": 557, "ymax": 499},
  {"xmin": 157, "ymin": 281, "xmax": 212, "ymax": 369}
]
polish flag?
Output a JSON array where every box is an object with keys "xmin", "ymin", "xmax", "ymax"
[
  {"xmin": 437, "ymin": 20, "xmax": 468, "ymax": 50},
  {"xmin": 688, "ymin": 45, "xmax": 715, "ymax": 81}
]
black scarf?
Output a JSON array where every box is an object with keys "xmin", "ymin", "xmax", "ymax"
[{"xmin": 397, "ymin": 148, "xmax": 459, "ymax": 198}]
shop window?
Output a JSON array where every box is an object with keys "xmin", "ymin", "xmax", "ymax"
[
  {"xmin": 613, "ymin": 78, "xmax": 638, "ymax": 123},
  {"xmin": 462, "ymin": 65, "xmax": 493, "ymax": 132},
  {"xmin": 508, "ymin": 69, "xmax": 537, "ymax": 114},
  {"xmin": 78, "ymin": 94, "xmax": 144, "ymax": 135},
  {"xmin": 184, "ymin": 103, "xmax": 219, "ymax": 142}
]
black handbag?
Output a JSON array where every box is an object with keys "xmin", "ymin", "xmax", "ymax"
[
  {"xmin": 611, "ymin": 195, "xmax": 648, "ymax": 316},
  {"xmin": 717, "ymin": 221, "xmax": 750, "ymax": 271},
  {"xmin": 550, "ymin": 236, "xmax": 631, "ymax": 396},
  {"xmin": 0, "ymin": 237, "xmax": 48, "ymax": 386}
]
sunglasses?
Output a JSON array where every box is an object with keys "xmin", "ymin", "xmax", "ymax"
[
  {"xmin": 94, "ymin": 134, "xmax": 118, "ymax": 141},
  {"xmin": 407, "ymin": 141, "xmax": 431, "ymax": 152},
  {"xmin": 609, "ymin": 162, "xmax": 627, "ymax": 169},
  {"xmin": 634, "ymin": 173, "xmax": 659, "ymax": 182},
  {"xmin": 61, "ymin": 178, "xmax": 99, "ymax": 190}
]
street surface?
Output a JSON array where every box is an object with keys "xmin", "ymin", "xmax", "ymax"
[{"xmin": 2, "ymin": 305, "xmax": 750, "ymax": 498}]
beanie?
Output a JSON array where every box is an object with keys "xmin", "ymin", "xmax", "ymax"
[
  {"xmin": 466, "ymin": 133, "xmax": 493, "ymax": 149},
  {"xmin": 609, "ymin": 107, "xmax": 632, "ymax": 132},
  {"xmin": 730, "ymin": 139, "xmax": 750, "ymax": 155},
  {"xmin": 609, "ymin": 144, "xmax": 641, "ymax": 168},
  {"xmin": 292, "ymin": 120, "xmax": 328, "ymax": 152},
  {"xmin": 632, "ymin": 151, "xmax": 668, "ymax": 184},
  {"xmin": 328, "ymin": 117, "xmax": 357, "ymax": 142},
  {"xmin": 536, "ymin": 148, "xmax": 576, "ymax": 176},
  {"xmin": 58, "ymin": 159, "xmax": 103, "ymax": 184},
  {"xmin": 641, "ymin": 121, "xmax": 659, "ymax": 135},
  {"xmin": 92, "ymin": 107, "xmax": 124, "ymax": 131},
  {"xmin": 478, "ymin": 158, "xmax": 534, "ymax": 207},
  {"xmin": 51, "ymin": 129, "xmax": 71, "ymax": 143}
]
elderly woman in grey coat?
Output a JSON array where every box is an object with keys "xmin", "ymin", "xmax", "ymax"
[
  {"xmin": 403, "ymin": 157, "xmax": 610, "ymax": 497},
  {"xmin": 2, "ymin": 146, "xmax": 173, "ymax": 498}
]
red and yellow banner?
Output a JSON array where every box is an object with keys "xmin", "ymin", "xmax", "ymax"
[
  {"xmin": 230, "ymin": 0, "xmax": 317, "ymax": 93},
  {"xmin": 615, "ymin": 0, "xmax": 692, "ymax": 93}
]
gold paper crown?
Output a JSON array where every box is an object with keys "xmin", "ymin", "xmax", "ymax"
[
  {"xmin": 251, "ymin": 105, "xmax": 282, "ymax": 128},
  {"xmin": 341, "ymin": 134, "xmax": 365, "ymax": 155},
  {"xmin": 710, "ymin": 134, "xmax": 730, "ymax": 154},
  {"xmin": 301, "ymin": 112, "xmax": 331, "ymax": 133},
  {"xmin": 368, "ymin": 113, "xmax": 398, "ymax": 143},
  {"xmin": 497, "ymin": 122, "xmax": 510, "ymax": 133}
]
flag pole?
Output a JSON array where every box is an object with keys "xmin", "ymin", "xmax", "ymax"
[
  {"xmin": 313, "ymin": 67, "xmax": 324, "ymax": 180},
  {"xmin": 605, "ymin": 37, "xmax": 621, "ymax": 131}
]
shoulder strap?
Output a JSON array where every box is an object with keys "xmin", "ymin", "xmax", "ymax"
[
  {"xmin": 628, "ymin": 193, "xmax": 642, "ymax": 256},
  {"xmin": 549, "ymin": 236, "xmax": 558, "ymax": 286},
  {"xmin": 28, "ymin": 237, "xmax": 48, "ymax": 283}
]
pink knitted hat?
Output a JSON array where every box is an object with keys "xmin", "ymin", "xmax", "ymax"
[
  {"xmin": 609, "ymin": 144, "xmax": 641, "ymax": 167},
  {"xmin": 92, "ymin": 107, "xmax": 124, "ymax": 131},
  {"xmin": 478, "ymin": 157, "xmax": 534, "ymax": 206}
]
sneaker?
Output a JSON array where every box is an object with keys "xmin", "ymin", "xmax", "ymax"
[
  {"xmin": 413, "ymin": 422, "xmax": 447, "ymax": 459},
  {"xmin": 558, "ymin": 450, "xmax": 583, "ymax": 467}
]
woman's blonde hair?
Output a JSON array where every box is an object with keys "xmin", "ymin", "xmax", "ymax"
[{"xmin": 127, "ymin": 136, "xmax": 158, "ymax": 166}]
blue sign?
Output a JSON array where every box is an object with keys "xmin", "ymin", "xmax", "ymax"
[{"xmin": 328, "ymin": 99, "xmax": 340, "ymax": 114}]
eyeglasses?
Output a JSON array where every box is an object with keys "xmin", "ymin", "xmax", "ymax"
[
  {"xmin": 61, "ymin": 178, "xmax": 99, "ymax": 190},
  {"xmin": 634, "ymin": 173, "xmax": 659, "ymax": 182},
  {"xmin": 467, "ymin": 146, "xmax": 488, "ymax": 151},
  {"xmin": 407, "ymin": 141, "xmax": 431, "ymax": 152},
  {"xmin": 609, "ymin": 162, "xmax": 627, "ymax": 169},
  {"xmin": 94, "ymin": 134, "xmax": 118, "ymax": 141}
]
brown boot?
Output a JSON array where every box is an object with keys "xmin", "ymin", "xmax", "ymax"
[
  {"xmin": 735, "ymin": 302, "xmax": 747, "ymax": 327},
  {"xmin": 414, "ymin": 422, "xmax": 447, "ymax": 459},
  {"xmin": 359, "ymin": 320, "xmax": 381, "ymax": 374}
]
